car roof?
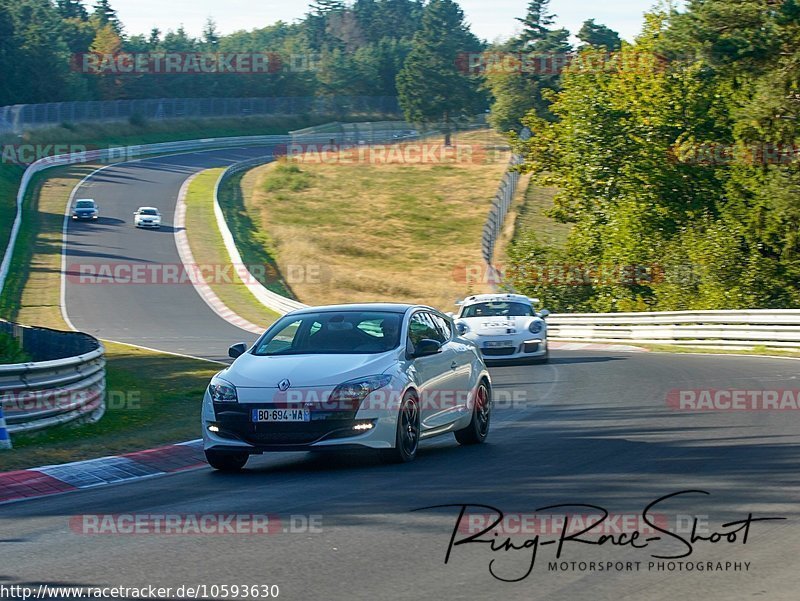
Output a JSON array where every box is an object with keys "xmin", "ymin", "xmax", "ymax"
[
  {"xmin": 137, "ymin": 206, "xmax": 159, "ymax": 211},
  {"xmin": 75, "ymin": 198, "xmax": 95, "ymax": 203},
  {"xmin": 287, "ymin": 303, "xmax": 431, "ymax": 316},
  {"xmin": 459, "ymin": 293, "xmax": 534, "ymax": 305}
]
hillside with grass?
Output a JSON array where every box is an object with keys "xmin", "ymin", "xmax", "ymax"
[{"xmin": 240, "ymin": 130, "xmax": 510, "ymax": 310}]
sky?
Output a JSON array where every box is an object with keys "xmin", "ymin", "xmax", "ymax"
[{"xmin": 109, "ymin": 0, "xmax": 668, "ymax": 43}]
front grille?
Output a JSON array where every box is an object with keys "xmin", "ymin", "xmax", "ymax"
[
  {"xmin": 213, "ymin": 403, "xmax": 358, "ymax": 446},
  {"xmin": 523, "ymin": 341, "xmax": 540, "ymax": 353},
  {"xmin": 482, "ymin": 347, "xmax": 516, "ymax": 357}
]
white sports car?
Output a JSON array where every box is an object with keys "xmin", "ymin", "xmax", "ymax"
[
  {"xmin": 133, "ymin": 206, "xmax": 162, "ymax": 228},
  {"xmin": 453, "ymin": 294, "xmax": 550, "ymax": 364},
  {"xmin": 202, "ymin": 303, "xmax": 492, "ymax": 471}
]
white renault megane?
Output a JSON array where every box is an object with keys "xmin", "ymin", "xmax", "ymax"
[{"xmin": 202, "ymin": 304, "xmax": 492, "ymax": 471}]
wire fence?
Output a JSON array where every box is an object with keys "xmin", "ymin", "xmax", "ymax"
[
  {"xmin": 481, "ymin": 154, "xmax": 525, "ymax": 272},
  {"xmin": 0, "ymin": 96, "xmax": 402, "ymax": 135}
]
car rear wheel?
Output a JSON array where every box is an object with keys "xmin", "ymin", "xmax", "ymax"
[
  {"xmin": 380, "ymin": 392, "xmax": 420, "ymax": 464},
  {"xmin": 205, "ymin": 450, "xmax": 249, "ymax": 472},
  {"xmin": 455, "ymin": 381, "xmax": 491, "ymax": 445}
]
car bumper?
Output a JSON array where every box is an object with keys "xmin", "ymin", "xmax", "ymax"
[
  {"xmin": 72, "ymin": 214, "xmax": 98, "ymax": 220},
  {"xmin": 202, "ymin": 393, "xmax": 397, "ymax": 453},
  {"xmin": 136, "ymin": 222, "xmax": 160, "ymax": 228},
  {"xmin": 471, "ymin": 337, "xmax": 547, "ymax": 364}
]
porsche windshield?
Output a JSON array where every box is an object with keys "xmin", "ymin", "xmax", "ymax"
[
  {"xmin": 253, "ymin": 311, "xmax": 403, "ymax": 355},
  {"xmin": 460, "ymin": 302, "xmax": 534, "ymax": 318}
]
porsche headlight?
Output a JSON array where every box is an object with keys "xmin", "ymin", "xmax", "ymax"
[
  {"xmin": 208, "ymin": 375, "xmax": 238, "ymax": 402},
  {"xmin": 529, "ymin": 320, "xmax": 544, "ymax": 334}
]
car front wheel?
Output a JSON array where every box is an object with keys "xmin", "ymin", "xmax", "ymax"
[
  {"xmin": 380, "ymin": 392, "xmax": 420, "ymax": 464},
  {"xmin": 205, "ymin": 450, "xmax": 249, "ymax": 472},
  {"xmin": 455, "ymin": 380, "xmax": 491, "ymax": 445}
]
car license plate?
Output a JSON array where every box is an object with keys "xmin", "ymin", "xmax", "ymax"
[
  {"xmin": 485, "ymin": 340, "xmax": 514, "ymax": 348},
  {"xmin": 251, "ymin": 408, "xmax": 311, "ymax": 423}
]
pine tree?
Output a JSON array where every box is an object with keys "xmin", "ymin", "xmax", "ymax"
[
  {"xmin": 396, "ymin": 0, "xmax": 484, "ymax": 143},
  {"xmin": 56, "ymin": 0, "xmax": 89, "ymax": 21},
  {"xmin": 516, "ymin": 0, "xmax": 555, "ymax": 47},
  {"xmin": 92, "ymin": 0, "xmax": 122, "ymax": 35},
  {"xmin": 577, "ymin": 19, "xmax": 622, "ymax": 50}
]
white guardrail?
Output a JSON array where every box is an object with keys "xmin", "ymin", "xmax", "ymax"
[
  {"xmin": 0, "ymin": 320, "xmax": 106, "ymax": 441},
  {"xmin": 547, "ymin": 310, "xmax": 800, "ymax": 348}
]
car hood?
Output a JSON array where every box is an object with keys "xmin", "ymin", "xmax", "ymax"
[
  {"xmin": 222, "ymin": 351, "xmax": 399, "ymax": 389},
  {"xmin": 459, "ymin": 315, "xmax": 539, "ymax": 335},
  {"xmin": 137, "ymin": 215, "xmax": 160, "ymax": 220}
]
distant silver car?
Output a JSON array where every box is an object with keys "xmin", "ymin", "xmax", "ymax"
[
  {"xmin": 72, "ymin": 198, "xmax": 98, "ymax": 221},
  {"xmin": 453, "ymin": 294, "xmax": 550, "ymax": 364},
  {"xmin": 133, "ymin": 207, "xmax": 161, "ymax": 228},
  {"xmin": 202, "ymin": 303, "xmax": 492, "ymax": 471}
]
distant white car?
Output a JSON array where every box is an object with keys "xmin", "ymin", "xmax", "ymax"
[
  {"xmin": 453, "ymin": 294, "xmax": 550, "ymax": 364},
  {"xmin": 133, "ymin": 207, "xmax": 161, "ymax": 228}
]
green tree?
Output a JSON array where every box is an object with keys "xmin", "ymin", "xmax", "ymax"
[
  {"xmin": 577, "ymin": 19, "xmax": 621, "ymax": 50},
  {"xmin": 396, "ymin": 0, "xmax": 484, "ymax": 143}
]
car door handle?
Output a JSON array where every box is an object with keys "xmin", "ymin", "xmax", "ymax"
[{"xmin": 450, "ymin": 361, "xmax": 458, "ymax": 370}]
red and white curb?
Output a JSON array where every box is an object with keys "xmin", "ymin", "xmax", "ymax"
[
  {"xmin": 0, "ymin": 440, "xmax": 205, "ymax": 505},
  {"xmin": 549, "ymin": 341, "xmax": 648, "ymax": 353},
  {"xmin": 173, "ymin": 173, "xmax": 264, "ymax": 335}
]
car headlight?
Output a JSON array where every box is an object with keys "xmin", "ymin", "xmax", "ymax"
[
  {"xmin": 208, "ymin": 375, "xmax": 238, "ymax": 402},
  {"xmin": 529, "ymin": 320, "xmax": 544, "ymax": 334},
  {"xmin": 329, "ymin": 375, "xmax": 392, "ymax": 408}
]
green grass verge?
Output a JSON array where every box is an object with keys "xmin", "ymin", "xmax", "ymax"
[
  {"xmin": 0, "ymin": 165, "xmax": 24, "ymax": 260},
  {"xmin": 0, "ymin": 341, "xmax": 218, "ymax": 471},
  {"xmin": 510, "ymin": 179, "xmax": 571, "ymax": 250},
  {"xmin": 632, "ymin": 343, "xmax": 800, "ymax": 359},
  {"xmin": 184, "ymin": 169, "xmax": 280, "ymax": 329},
  {"xmin": 0, "ymin": 332, "xmax": 29, "ymax": 364}
]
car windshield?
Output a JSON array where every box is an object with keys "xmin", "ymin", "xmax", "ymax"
[
  {"xmin": 253, "ymin": 311, "xmax": 403, "ymax": 356},
  {"xmin": 75, "ymin": 200, "xmax": 95, "ymax": 209},
  {"xmin": 460, "ymin": 302, "xmax": 534, "ymax": 318},
  {"xmin": 140, "ymin": 209, "xmax": 158, "ymax": 215}
]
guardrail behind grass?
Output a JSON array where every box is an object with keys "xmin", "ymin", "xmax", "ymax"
[
  {"xmin": 547, "ymin": 310, "xmax": 800, "ymax": 349},
  {"xmin": 0, "ymin": 320, "xmax": 105, "ymax": 439}
]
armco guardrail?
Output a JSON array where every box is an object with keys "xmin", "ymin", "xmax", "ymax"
[
  {"xmin": 547, "ymin": 310, "xmax": 800, "ymax": 349},
  {"xmin": 0, "ymin": 128, "xmax": 415, "ymax": 300},
  {"xmin": 0, "ymin": 320, "xmax": 105, "ymax": 438},
  {"xmin": 481, "ymin": 154, "xmax": 524, "ymax": 268}
]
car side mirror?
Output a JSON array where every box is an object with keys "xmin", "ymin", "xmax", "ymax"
[
  {"xmin": 455, "ymin": 322, "xmax": 468, "ymax": 336},
  {"xmin": 228, "ymin": 342, "xmax": 247, "ymax": 359},
  {"xmin": 539, "ymin": 309, "xmax": 550, "ymax": 318},
  {"xmin": 412, "ymin": 339, "xmax": 442, "ymax": 358}
]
